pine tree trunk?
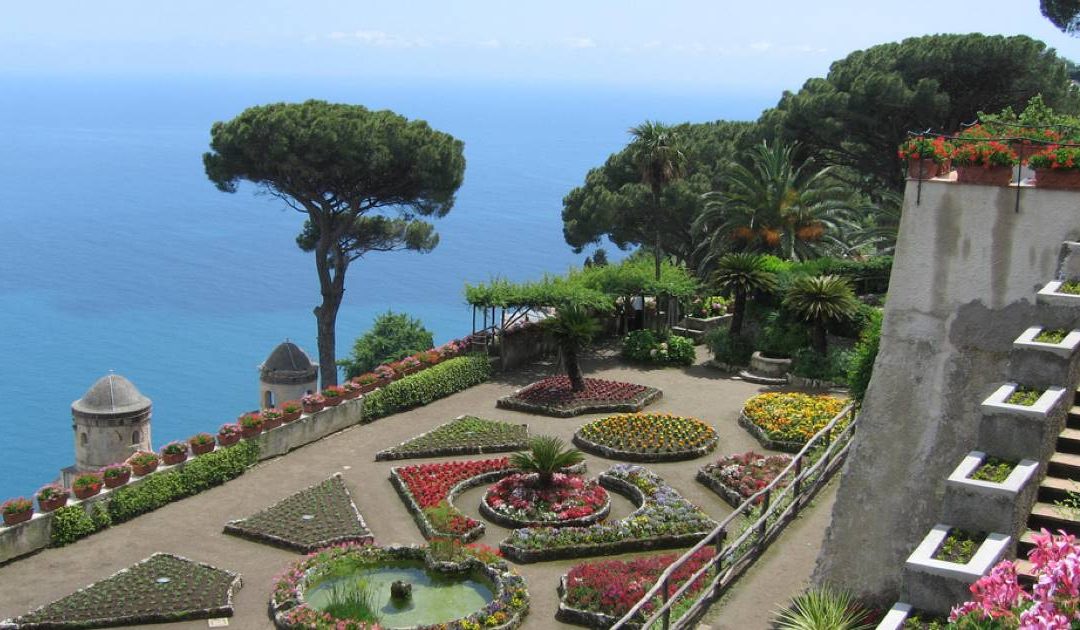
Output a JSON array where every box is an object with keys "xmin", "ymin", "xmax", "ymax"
[{"xmin": 313, "ymin": 236, "xmax": 347, "ymax": 388}]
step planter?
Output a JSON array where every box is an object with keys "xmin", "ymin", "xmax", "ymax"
[
  {"xmin": 942, "ymin": 451, "xmax": 1039, "ymax": 536},
  {"xmin": 1011, "ymin": 326, "xmax": 1080, "ymax": 390},
  {"xmin": 875, "ymin": 602, "xmax": 913, "ymax": 630},
  {"xmin": 977, "ymin": 383, "xmax": 1068, "ymax": 462},
  {"xmin": 902, "ymin": 524, "xmax": 1011, "ymax": 616},
  {"xmin": 1037, "ymin": 280, "xmax": 1080, "ymax": 307}
]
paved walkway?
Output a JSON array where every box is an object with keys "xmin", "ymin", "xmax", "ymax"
[{"xmin": 0, "ymin": 346, "xmax": 831, "ymax": 630}]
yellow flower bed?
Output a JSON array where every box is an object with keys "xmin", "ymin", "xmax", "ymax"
[
  {"xmin": 742, "ymin": 393, "xmax": 848, "ymax": 444},
  {"xmin": 577, "ymin": 412, "xmax": 717, "ymax": 454}
]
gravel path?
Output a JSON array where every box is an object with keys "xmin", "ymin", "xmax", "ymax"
[{"xmin": 0, "ymin": 345, "xmax": 823, "ymax": 630}]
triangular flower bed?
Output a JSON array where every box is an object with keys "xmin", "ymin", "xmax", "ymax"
[
  {"xmin": 375, "ymin": 415, "xmax": 529, "ymax": 461},
  {"xmin": 223, "ymin": 473, "xmax": 373, "ymax": 552},
  {"xmin": 496, "ymin": 376, "xmax": 662, "ymax": 418},
  {"xmin": 3, "ymin": 553, "xmax": 241, "ymax": 628}
]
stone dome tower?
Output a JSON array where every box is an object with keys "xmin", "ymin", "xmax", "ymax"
[
  {"xmin": 259, "ymin": 341, "xmax": 318, "ymax": 409},
  {"xmin": 64, "ymin": 373, "xmax": 152, "ymax": 485}
]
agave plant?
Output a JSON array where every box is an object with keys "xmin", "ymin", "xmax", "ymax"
[
  {"xmin": 783, "ymin": 274, "xmax": 858, "ymax": 355},
  {"xmin": 772, "ymin": 585, "xmax": 873, "ymax": 630},
  {"xmin": 510, "ymin": 436, "xmax": 585, "ymax": 486}
]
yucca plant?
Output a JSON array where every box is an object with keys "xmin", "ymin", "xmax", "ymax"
[
  {"xmin": 783, "ymin": 274, "xmax": 858, "ymax": 355},
  {"xmin": 543, "ymin": 306, "xmax": 601, "ymax": 391},
  {"xmin": 710, "ymin": 253, "xmax": 778, "ymax": 335},
  {"xmin": 510, "ymin": 436, "xmax": 585, "ymax": 486},
  {"xmin": 772, "ymin": 585, "xmax": 874, "ymax": 630}
]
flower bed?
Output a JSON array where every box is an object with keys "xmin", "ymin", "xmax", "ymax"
[
  {"xmin": 390, "ymin": 458, "xmax": 514, "ymax": 542},
  {"xmin": 3, "ymin": 553, "xmax": 242, "ymax": 628},
  {"xmin": 573, "ymin": 412, "xmax": 718, "ymax": 462},
  {"xmin": 697, "ymin": 451, "xmax": 793, "ymax": 508},
  {"xmin": 269, "ymin": 543, "xmax": 529, "ymax": 630},
  {"xmin": 224, "ymin": 474, "xmax": 373, "ymax": 552},
  {"xmin": 556, "ymin": 547, "xmax": 715, "ymax": 627},
  {"xmin": 479, "ymin": 472, "xmax": 610, "ymax": 528},
  {"xmin": 738, "ymin": 392, "xmax": 848, "ymax": 452},
  {"xmin": 500, "ymin": 465, "xmax": 717, "ymax": 563},
  {"xmin": 496, "ymin": 376, "xmax": 662, "ymax": 418},
  {"xmin": 375, "ymin": 415, "xmax": 529, "ymax": 461}
]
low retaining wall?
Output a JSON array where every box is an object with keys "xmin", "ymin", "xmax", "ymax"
[{"xmin": 738, "ymin": 413, "xmax": 806, "ymax": 453}]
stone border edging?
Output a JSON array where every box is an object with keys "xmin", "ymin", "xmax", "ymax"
[
  {"xmin": 1, "ymin": 553, "xmax": 242, "ymax": 629},
  {"xmin": 222, "ymin": 473, "xmax": 374, "ymax": 553},
  {"xmin": 695, "ymin": 469, "xmax": 747, "ymax": 509},
  {"xmin": 374, "ymin": 416, "xmax": 529, "ymax": 462},
  {"xmin": 572, "ymin": 428, "xmax": 718, "ymax": 463},
  {"xmin": 555, "ymin": 575, "xmax": 633, "ymax": 629},
  {"xmin": 498, "ymin": 474, "xmax": 713, "ymax": 564},
  {"xmin": 496, "ymin": 386, "xmax": 662, "ymax": 418},
  {"xmin": 738, "ymin": 412, "xmax": 806, "ymax": 453},
  {"xmin": 478, "ymin": 484, "xmax": 610, "ymax": 529}
]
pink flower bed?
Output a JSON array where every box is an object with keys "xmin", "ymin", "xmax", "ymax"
[
  {"xmin": 484, "ymin": 472, "xmax": 608, "ymax": 524},
  {"xmin": 516, "ymin": 376, "xmax": 649, "ymax": 404},
  {"xmin": 700, "ymin": 451, "xmax": 792, "ymax": 503},
  {"xmin": 562, "ymin": 547, "xmax": 715, "ymax": 618}
]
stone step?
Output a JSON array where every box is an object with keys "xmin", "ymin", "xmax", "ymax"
[
  {"xmin": 1028, "ymin": 501, "xmax": 1080, "ymax": 536},
  {"xmin": 1039, "ymin": 475, "xmax": 1080, "ymax": 503},
  {"xmin": 1060, "ymin": 427, "xmax": 1080, "ymax": 454},
  {"xmin": 1069, "ymin": 405, "xmax": 1080, "ymax": 430},
  {"xmin": 736, "ymin": 370, "xmax": 788, "ymax": 386},
  {"xmin": 1015, "ymin": 558, "xmax": 1036, "ymax": 584},
  {"xmin": 1049, "ymin": 451, "xmax": 1080, "ymax": 480}
]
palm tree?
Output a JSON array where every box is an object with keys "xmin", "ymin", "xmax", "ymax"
[
  {"xmin": 543, "ymin": 306, "xmax": 600, "ymax": 391},
  {"xmin": 510, "ymin": 436, "xmax": 585, "ymax": 486},
  {"xmin": 711, "ymin": 253, "xmax": 778, "ymax": 335},
  {"xmin": 695, "ymin": 141, "xmax": 856, "ymax": 267},
  {"xmin": 628, "ymin": 121, "xmax": 686, "ymax": 281},
  {"xmin": 850, "ymin": 191, "xmax": 902, "ymax": 255},
  {"xmin": 783, "ymin": 274, "xmax": 859, "ymax": 355}
]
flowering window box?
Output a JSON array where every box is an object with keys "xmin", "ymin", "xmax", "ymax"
[
  {"xmin": 902, "ymin": 524, "xmax": 1011, "ymax": 616},
  {"xmin": 942, "ymin": 451, "xmax": 1038, "ymax": 535},
  {"xmin": 978, "ymin": 383, "xmax": 1067, "ymax": 462},
  {"xmin": 1037, "ymin": 280, "xmax": 1080, "ymax": 307}
]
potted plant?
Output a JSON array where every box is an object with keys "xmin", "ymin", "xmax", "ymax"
[
  {"xmin": 374, "ymin": 364, "xmax": 396, "ymax": 383},
  {"xmin": 1029, "ymin": 145, "xmax": 1080, "ymax": 189},
  {"xmin": 189, "ymin": 432, "xmax": 216, "ymax": 455},
  {"xmin": 128, "ymin": 451, "xmax": 159, "ymax": 476},
  {"xmin": 340, "ymin": 381, "xmax": 362, "ymax": 400},
  {"xmin": 218, "ymin": 423, "xmax": 242, "ymax": 447},
  {"xmin": 898, "ymin": 135, "xmax": 953, "ymax": 178},
  {"xmin": 101, "ymin": 463, "xmax": 132, "ymax": 488},
  {"xmin": 2, "ymin": 497, "xmax": 33, "ymax": 526},
  {"xmin": 72, "ymin": 473, "xmax": 103, "ymax": 500},
  {"xmin": 353, "ymin": 373, "xmax": 380, "ymax": 394},
  {"xmin": 279, "ymin": 400, "xmax": 302, "ymax": 422},
  {"xmin": 36, "ymin": 484, "xmax": 69, "ymax": 513},
  {"xmin": 301, "ymin": 393, "xmax": 325, "ymax": 414},
  {"xmin": 399, "ymin": 356, "xmax": 423, "ymax": 375},
  {"xmin": 238, "ymin": 412, "xmax": 264, "ymax": 438},
  {"xmin": 417, "ymin": 349, "xmax": 441, "ymax": 368},
  {"xmin": 261, "ymin": 408, "xmax": 284, "ymax": 430},
  {"xmin": 161, "ymin": 441, "xmax": 189, "ymax": 466},
  {"xmin": 322, "ymin": 385, "xmax": 345, "ymax": 406},
  {"xmin": 950, "ymin": 126, "xmax": 1018, "ymax": 186}
]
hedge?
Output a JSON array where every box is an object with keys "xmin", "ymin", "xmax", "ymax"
[
  {"xmin": 362, "ymin": 355, "xmax": 492, "ymax": 422},
  {"xmin": 50, "ymin": 441, "xmax": 259, "ymax": 547}
]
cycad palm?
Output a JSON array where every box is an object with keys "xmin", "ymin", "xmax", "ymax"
[
  {"xmin": 629, "ymin": 121, "xmax": 686, "ymax": 281},
  {"xmin": 695, "ymin": 141, "xmax": 855, "ymax": 265},
  {"xmin": 783, "ymin": 274, "xmax": 859, "ymax": 354},
  {"xmin": 510, "ymin": 436, "xmax": 585, "ymax": 486},
  {"xmin": 711, "ymin": 253, "xmax": 778, "ymax": 335},
  {"xmin": 544, "ymin": 306, "xmax": 600, "ymax": 392}
]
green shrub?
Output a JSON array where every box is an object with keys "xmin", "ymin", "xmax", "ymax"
[
  {"xmin": 791, "ymin": 348, "xmax": 853, "ymax": 382},
  {"xmin": 705, "ymin": 328, "xmax": 755, "ymax": 366},
  {"xmin": 339, "ymin": 311, "xmax": 434, "ymax": 379},
  {"xmin": 622, "ymin": 330, "xmax": 695, "ymax": 366},
  {"xmin": 847, "ymin": 309, "xmax": 883, "ymax": 401},
  {"xmin": 362, "ymin": 355, "xmax": 492, "ymax": 421},
  {"xmin": 827, "ymin": 303, "xmax": 881, "ymax": 339},
  {"xmin": 51, "ymin": 506, "xmax": 99, "ymax": 546},
  {"xmin": 90, "ymin": 503, "xmax": 112, "ymax": 530},
  {"xmin": 757, "ymin": 314, "xmax": 810, "ymax": 359}
]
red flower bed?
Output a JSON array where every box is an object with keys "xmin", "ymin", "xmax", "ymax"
[
  {"xmin": 484, "ymin": 472, "xmax": 608, "ymax": 523},
  {"xmin": 395, "ymin": 458, "xmax": 512, "ymax": 536},
  {"xmin": 701, "ymin": 451, "xmax": 792, "ymax": 503},
  {"xmin": 516, "ymin": 376, "xmax": 649, "ymax": 404},
  {"xmin": 563, "ymin": 547, "xmax": 715, "ymax": 618}
]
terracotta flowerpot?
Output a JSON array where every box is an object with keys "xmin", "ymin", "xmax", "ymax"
[
  {"xmin": 357, "ymin": 382, "xmax": 378, "ymax": 395},
  {"xmin": 262, "ymin": 416, "xmax": 283, "ymax": 430},
  {"xmin": 3, "ymin": 510, "xmax": 32, "ymax": 526},
  {"xmin": 191, "ymin": 440, "xmax": 215, "ymax": 456},
  {"xmin": 907, "ymin": 158, "xmax": 941, "ymax": 179},
  {"xmin": 1035, "ymin": 169, "xmax": 1080, "ymax": 190},
  {"xmin": 73, "ymin": 484, "xmax": 102, "ymax": 500},
  {"xmin": 39, "ymin": 495, "xmax": 67, "ymax": 512},
  {"xmin": 104, "ymin": 471, "xmax": 131, "ymax": 488},
  {"xmin": 322, "ymin": 396, "xmax": 343, "ymax": 407},
  {"xmin": 302, "ymin": 401, "xmax": 324, "ymax": 414},
  {"xmin": 280, "ymin": 409, "xmax": 301, "ymax": 423},
  {"xmin": 240, "ymin": 424, "xmax": 262, "ymax": 439},
  {"xmin": 163, "ymin": 452, "xmax": 187, "ymax": 466},
  {"xmin": 217, "ymin": 432, "xmax": 240, "ymax": 447},
  {"xmin": 131, "ymin": 461, "xmax": 158, "ymax": 476},
  {"xmin": 341, "ymin": 388, "xmax": 361, "ymax": 400},
  {"xmin": 403, "ymin": 365, "xmax": 422, "ymax": 375},
  {"xmin": 956, "ymin": 165, "xmax": 1013, "ymax": 186}
]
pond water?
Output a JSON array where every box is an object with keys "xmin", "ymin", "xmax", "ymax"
[{"xmin": 305, "ymin": 562, "xmax": 494, "ymax": 628}]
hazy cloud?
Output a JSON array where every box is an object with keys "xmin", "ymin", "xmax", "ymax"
[{"xmin": 565, "ymin": 36, "xmax": 597, "ymax": 49}]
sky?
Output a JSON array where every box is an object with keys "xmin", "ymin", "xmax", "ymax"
[{"xmin": 4, "ymin": 1, "xmax": 1080, "ymax": 95}]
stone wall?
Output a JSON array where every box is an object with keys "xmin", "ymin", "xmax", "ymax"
[{"xmin": 814, "ymin": 180, "xmax": 1080, "ymax": 605}]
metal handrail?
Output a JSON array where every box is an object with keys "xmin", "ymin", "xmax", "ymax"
[{"xmin": 610, "ymin": 402, "xmax": 858, "ymax": 629}]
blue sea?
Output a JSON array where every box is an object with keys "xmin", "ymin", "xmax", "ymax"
[{"xmin": 0, "ymin": 75, "xmax": 770, "ymax": 499}]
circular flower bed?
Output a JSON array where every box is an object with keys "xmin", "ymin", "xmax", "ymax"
[
  {"xmin": 480, "ymin": 472, "xmax": 609, "ymax": 528},
  {"xmin": 739, "ymin": 392, "xmax": 848, "ymax": 452},
  {"xmin": 573, "ymin": 412, "xmax": 718, "ymax": 462},
  {"xmin": 697, "ymin": 451, "xmax": 793, "ymax": 507},
  {"xmin": 496, "ymin": 376, "xmax": 662, "ymax": 417}
]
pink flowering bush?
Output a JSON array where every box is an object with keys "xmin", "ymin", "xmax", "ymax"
[{"xmin": 949, "ymin": 528, "xmax": 1080, "ymax": 627}]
